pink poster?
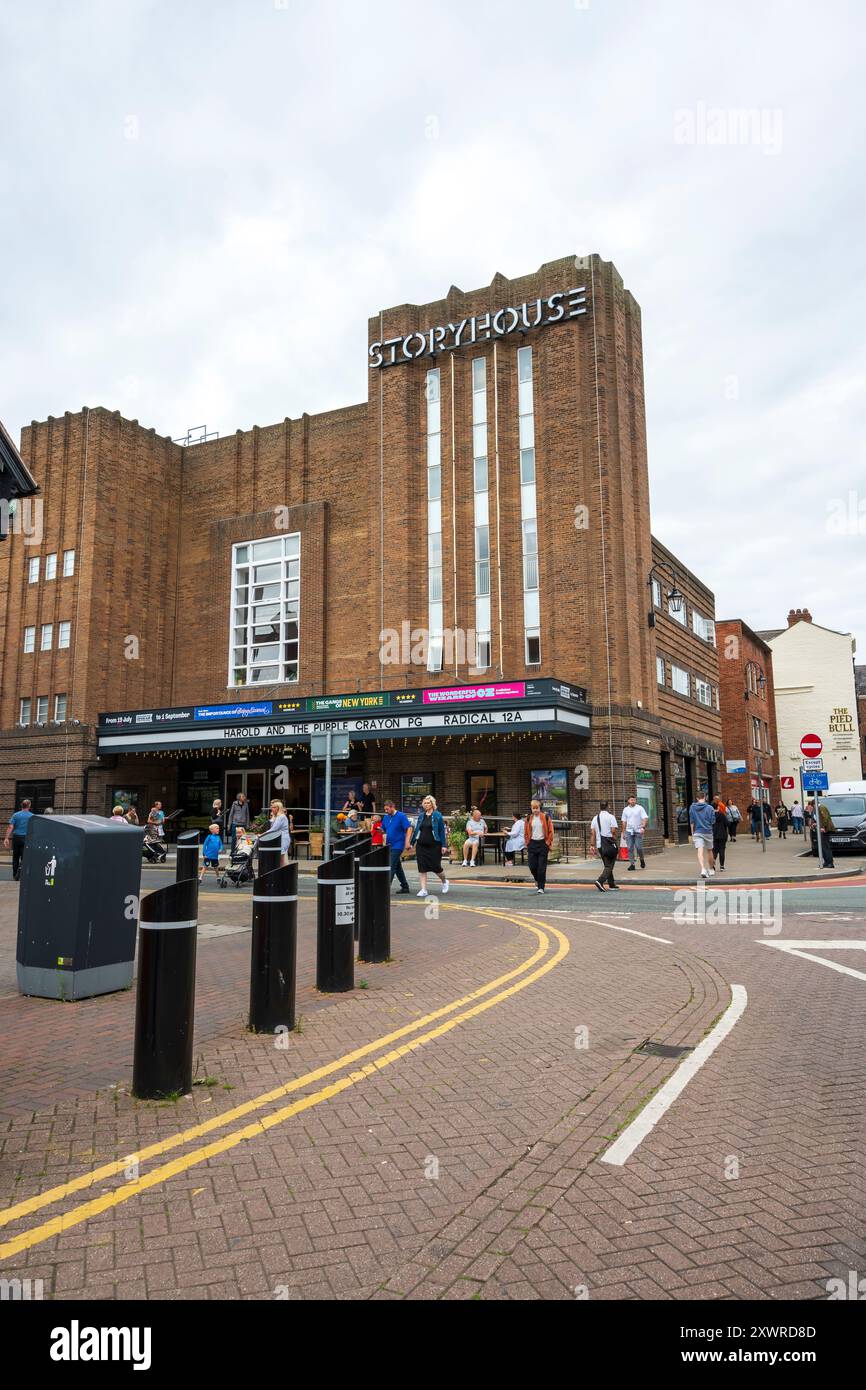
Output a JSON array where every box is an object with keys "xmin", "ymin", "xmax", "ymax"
[{"xmin": 423, "ymin": 683, "xmax": 526, "ymax": 705}]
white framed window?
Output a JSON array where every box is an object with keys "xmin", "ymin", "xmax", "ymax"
[
  {"xmin": 656, "ymin": 656, "xmax": 665, "ymax": 685},
  {"xmin": 471, "ymin": 357, "xmax": 491, "ymax": 670},
  {"xmin": 54, "ymin": 693, "xmax": 68, "ymax": 721},
  {"xmin": 24, "ymin": 626, "xmax": 35, "ymax": 653},
  {"xmin": 36, "ymin": 696, "xmax": 49, "ymax": 723},
  {"xmin": 525, "ymin": 630, "xmax": 541, "ymax": 666},
  {"xmin": 517, "ymin": 346, "xmax": 540, "ymax": 663},
  {"xmin": 425, "ymin": 368, "xmax": 443, "ymax": 666},
  {"xmin": 45, "ymin": 553, "xmax": 57, "ymax": 581},
  {"xmin": 693, "ymin": 610, "xmax": 715, "ymax": 644},
  {"xmin": 696, "ymin": 678, "xmax": 713, "ymax": 707},
  {"xmin": 651, "ymin": 578, "xmax": 661, "ymax": 608},
  {"xmin": 229, "ymin": 533, "xmax": 301, "ymax": 686},
  {"xmin": 63, "ymin": 549, "xmax": 75, "ymax": 577},
  {"xmin": 427, "ymin": 635, "xmax": 443, "ymax": 674},
  {"xmin": 58, "ymin": 621, "xmax": 71, "ymax": 649},
  {"xmin": 672, "ymin": 665, "xmax": 690, "ymax": 697},
  {"xmin": 475, "ymin": 634, "xmax": 491, "ymax": 671},
  {"xmin": 40, "ymin": 624, "xmax": 53, "ymax": 651},
  {"xmin": 28, "ymin": 557, "xmax": 39, "ymax": 584},
  {"xmin": 19, "ymin": 697, "xmax": 31, "ymax": 726},
  {"xmin": 752, "ymin": 716, "xmax": 761, "ymax": 749}
]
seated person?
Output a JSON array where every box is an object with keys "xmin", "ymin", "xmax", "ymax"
[{"xmin": 463, "ymin": 807, "xmax": 487, "ymax": 866}]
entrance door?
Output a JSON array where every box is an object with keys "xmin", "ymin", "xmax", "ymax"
[{"xmin": 224, "ymin": 769, "xmax": 269, "ymax": 824}]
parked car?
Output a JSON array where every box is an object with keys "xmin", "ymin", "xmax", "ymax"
[{"xmin": 809, "ymin": 793, "xmax": 866, "ymax": 856}]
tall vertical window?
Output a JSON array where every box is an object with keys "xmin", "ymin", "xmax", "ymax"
[
  {"xmin": 426, "ymin": 369, "xmax": 443, "ymax": 672},
  {"xmin": 19, "ymin": 697, "xmax": 31, "ymax": 725},
  {"xmin": 63, "ymin": 549, "xmax": 75, "ymax": 577},
  {"xmin": 471, "ymin": 358, "xmax": 491, "ymax": 669},
  {"xmin": 54, "ymin": 693, "xmax": 68, "ymax": 721},
  {"xmin": 229, "ymin": 534, "xmax": 301, "ymax": 686},
  {"xmin": 24, "ymin": 626, "xmax": 35, "ymax": 653},
  {"xmin": 45, "ymin": 553, "xmax": 57, "ymax": 580},
  {"xmin": 58, "ymin": 622, "xmax": 71, "ymax": 649},
  {"xmin": 40, "ymin": 624, "xmax": 53, "ymax": 650},
  {"xmin": 36, "ymin": 696, "xmax": 49, "ymax": 723},
  {"xmin": 517, "ymin": 346, "xmax": 540, "ymax": 664},
  {"xmin": 28, "ymin": 558, "xmax": 39, "ymax": 584}
]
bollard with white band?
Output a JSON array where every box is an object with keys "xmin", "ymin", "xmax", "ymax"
[
  {"xmin": 248, "ymin": 860, "xmax": 298, "ymax": 1033},
  {"xmin": 357, "ymin": 844, "xmax": 391, "ymax": 963},
  {"xmin": 316, "ymin": 854, "xmax": 356, "ymax": 993},
  {"xmin": 132, "ymin": 877, "xmax": 198, "ymax": 1099},
  {"xmin": 255, "ymin": 828, "xmax": 283, "ymax": 879},
  {"xmin": 175, "ymin": 829, "xmax": 201, "ymax": 888}
]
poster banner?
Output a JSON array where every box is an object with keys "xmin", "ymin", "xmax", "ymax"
[
  {"xmin": 530, "ymin": 769, "xmax": 569, "ymax": 820},
  {"xmin": 401, "ymin": 774, "xmax": 435, "ymax": 815}
]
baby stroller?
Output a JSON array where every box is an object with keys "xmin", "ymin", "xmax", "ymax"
[
  {"xmin": 218, "ymin": 832, "xmax": 256, "ymax": 888},
  {"xmin": 142, "ymin": 823, "xmax": 167, "ymax": 864}
]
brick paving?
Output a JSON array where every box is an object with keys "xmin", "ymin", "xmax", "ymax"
[{"xmin": 1, "ymin": 877, "xmax": 865, "ymax": 1301}]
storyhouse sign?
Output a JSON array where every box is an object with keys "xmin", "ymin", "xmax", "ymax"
[{"xmin": 369, "ymin": 288, "xmax": 588, "ymax": 368}]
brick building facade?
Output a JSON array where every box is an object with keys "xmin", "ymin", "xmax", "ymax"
[
  {"xmin": 715, "ymin": 619, "xmax": 779, "ymax": 811},
  {"xmin": 0, "ymin": 254, "xmax": 724, "ymax": 845}
]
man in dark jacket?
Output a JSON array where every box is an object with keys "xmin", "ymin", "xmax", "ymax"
[{"xmin": 226, "ymin": 792, "xmax": 250, "ymax": 852}]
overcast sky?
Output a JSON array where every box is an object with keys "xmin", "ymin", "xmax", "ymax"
[{"xmin": 2, "ymin": 0, "xmax": 864, "ymax": 651}]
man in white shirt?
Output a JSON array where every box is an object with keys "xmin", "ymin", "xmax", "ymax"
[
  {"xmin": 591, "ymin": 802, "xmax": 620, "ymax": 892},
  {"xmin": 620, "ymin": 795, "xmax": 648, "ymax": 871}
]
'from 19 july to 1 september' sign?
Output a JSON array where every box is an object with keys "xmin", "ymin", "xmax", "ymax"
[{"xmin": 369, "ymin": 288, "xmax": 588, "ymax": 369}]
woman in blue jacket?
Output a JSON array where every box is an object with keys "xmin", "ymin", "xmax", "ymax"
[{"xmin": 410, "ymin": 795, "xmax": 450, "ymax": 899}]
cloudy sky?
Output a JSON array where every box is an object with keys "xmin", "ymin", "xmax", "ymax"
[{"xmin": 2, "ymin": 0, "xmax": 864, "ymax": 649}]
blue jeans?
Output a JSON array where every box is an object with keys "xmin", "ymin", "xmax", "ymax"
[
  {"xmin": 389, "ymin": 847, "xmax": 410, "ymax": 891},
  {"xmin": 625, "ymin": 830, "xmax": 645, "ymax": 864}
]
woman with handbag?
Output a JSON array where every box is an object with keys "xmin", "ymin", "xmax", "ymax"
[
  {"xmin": 590, "ymin": 801, "xmax": 620, "ymax": 892},
  {"xmin": 410, "ymin": 795, "xmax": 450, "ymax": 899}
]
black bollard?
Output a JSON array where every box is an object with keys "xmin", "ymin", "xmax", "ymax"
[
  {"xmin": 316, "ymin": 854, "xmax": 355, "ymax": 993},
  {"xmin": 132, "ymin": 878, "xmax": 198, "ymax": 1099},
  {"xmin": 249, "ymin": 860, "xmax": 298, "ymax": 1033},
  {"xmin": 256, "ymin": 829, "xmax": 283, "ymax": 880},
  {"xmin": 357, "ymin": 845, "xmax": 391, "ymax": 963},
  {"xmin": 175, "ymin": 830, "xmax": 200, "ymax": 885},
  {"xmin": 351, "ymin": 837, "xmax": 372, "ymax": 941}
]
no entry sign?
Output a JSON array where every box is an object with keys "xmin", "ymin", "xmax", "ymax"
[{"xmin": 800, "ymin": 734, "xmax": 823, "ymax": 758}]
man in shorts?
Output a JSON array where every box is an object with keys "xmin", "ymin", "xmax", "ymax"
[{"xmin": 689, "ymin": 791, "xmax": 716, "ymax": 879}]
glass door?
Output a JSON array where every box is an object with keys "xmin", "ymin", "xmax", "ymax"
[{"xmin": 224, "ymin": 769, "xmax": 270, "ymax": 825}]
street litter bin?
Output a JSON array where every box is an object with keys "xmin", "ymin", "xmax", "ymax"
[{"xmin": 16, "ymin": 814, "xmax": 144, "ymax": 1000}]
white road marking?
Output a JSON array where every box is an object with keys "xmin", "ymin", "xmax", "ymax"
[
  {"xmin": 526, "ymin": 912, "xmax": 672, "ymax": 945},
  {"xmin": 600, "ymin": 985, "xmax": 748, "ymax": 1167},
  {"xmin": 758, "ymin": 939, "xmax": 866, "ymax": 983}
]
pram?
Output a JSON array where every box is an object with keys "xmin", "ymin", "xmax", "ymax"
[
  {"xmin": 218, "ymin": 831, "xmax": 256, "ymax": 888},
  {"xmin": 142, "ymin": 823, "xmax": 167, "ymax": 864}
]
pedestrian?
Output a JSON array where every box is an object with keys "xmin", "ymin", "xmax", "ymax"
[
  {"xmin": 4, "ymin": 798, "xmax": 34, "ymax": 880},
  {"xmin": 200, "ymin": 823, "xmax": 223, "ymax": 883},
  {"xmin": 504, "ymin": 811, "xmax": 525, "ymax": 866},
  {"xmin": 125, "ymin": 806, "xmax": 139, "ymax": 826},
  {"xmin": 791, "ymin": 799, "xmax": 804, "ymax": 835},
  {"xmin": 358, "ymin": 782, "xmax": 377, "ymax": 815},
  {"xmin": 342, "ymin": 789, "xmax": 362, "ymax": 817},
  {"xmin": 370, "ymin": 813, "xmax": 384, "ymax": 847},
  {"xmin": 688, "ymin": 791, "xmax": 716, "ymax": 880},
  {"xmin": 524, "ymin": 798, "xmax": 555, "ymax": 893},
  {"xmin": 620, "ymin": 793, "xmax": 648, "ymax": 871},
  {"xmin": 109, "ymin": 805, "xmax": 128, "ymax": 823},
  {"xmin": 762, "ymin": 800, "xmax": 772, "ymax": 838},
  {"xmin": 147, "ymin": 801, "xmax": 165, "ymax": 842},
  {"xmin": 462, "ymin": 807, "xmax": 487, "ymax": 867},
  {"xmin": 726, "ymin": 799, "xmax": 741, "ymax": 841},
  {"xmin": 381, "ymin": 799, "xmax": 412, "ymax": 893},
  {"xmin": 226, "ymin": 791, "xmax": 249, "ymax": 852},
  {"xmin": 410, "ymin": 795, "xmax": 449, "ymax": 898},
  {"xmin": 211, "ymin": 798, "xmax": 225, "ymax": 842},
  {"xmin": 590, "ymin": 801, "xmax": 619, "ymax": 892},
  {"xmin": 268, "ymin": 799, "xmax": 291, "ymax": 867},
  {"xmin": 748, "ymin": 799, "xmax": 762, "ymax": 842},
  {"xmin": 712, "ymin": 796, "xmax": 729, "ymax": 871},
  {"xmin": 775, "ymin": 802, "xmax": 789, "ymax": 839},
  {"xmin": 817, "ymin": 799, "xmax": 836, "ymax": 868}
]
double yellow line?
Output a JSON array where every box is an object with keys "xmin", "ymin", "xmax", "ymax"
[{"xmin": 0, "ymin": 905, "xmax": 568, "ymax": 1262}]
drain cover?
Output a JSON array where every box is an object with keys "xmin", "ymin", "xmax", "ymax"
[{"xmin": 635, "ymin": 1040, "xmax": 693, "ymax": 1060}]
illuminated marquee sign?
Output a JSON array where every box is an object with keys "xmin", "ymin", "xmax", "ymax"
[{"xmin": 369, "ymin": 288, "xmax": 588, "ymax": 369}]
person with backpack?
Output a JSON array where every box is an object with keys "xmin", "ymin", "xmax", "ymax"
[
  {"xmin": 590, "ymin": 801, "xmax": 620, "ymax": 892},
  {"xmin": 523, "ymin": 798, "xmax": 555, "ymax": 893}
]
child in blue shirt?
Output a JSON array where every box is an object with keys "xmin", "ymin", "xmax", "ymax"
[{"xmin": 200, "ymin": 824, "xmax": 223, "ymax": 884}]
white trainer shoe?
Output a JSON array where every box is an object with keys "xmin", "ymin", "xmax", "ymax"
[
  {"xmin": 442, "ymin": 880, "xmax": 449, "ymax": 894},
  {"xmin": 417, "ymin": 889, "xmax": 427, "ymax": 898}
]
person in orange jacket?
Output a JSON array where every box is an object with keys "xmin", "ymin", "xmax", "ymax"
[{"xmin": 523, "ymin": 798, "xmax": 554, "ymax": 894}]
